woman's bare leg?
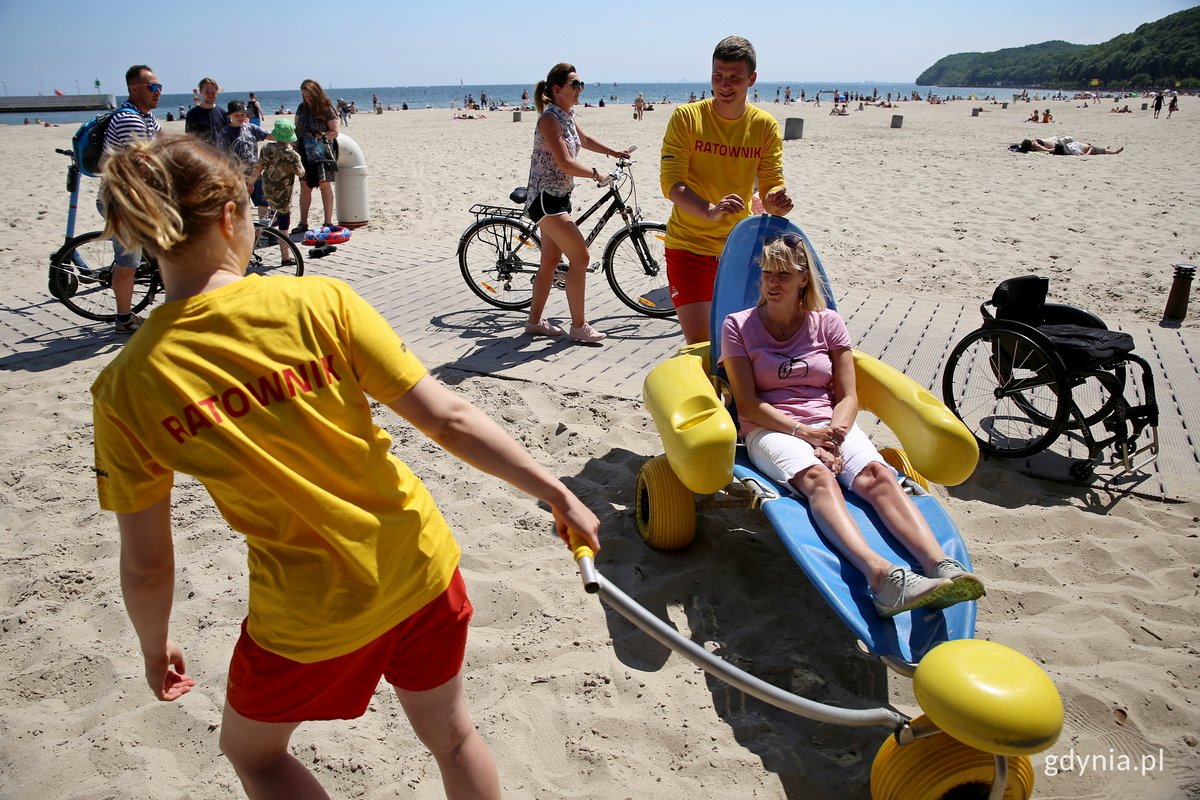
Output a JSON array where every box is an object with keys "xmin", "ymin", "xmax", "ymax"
[
  {"xmin": 790, "ymin": 465, "xmax": 893, "ymax": 588},
  {"xmin": 394, "ymin": 673, "xmax": 501, "ymax": 800},
  {"xmin": 850, "ymin": 462, "xmax": 947, "ymax": 572},
  {"xmin": 535, "ymin": 214, "xmax": 591, "ymax": 328},
  {"xmin": 219, "ymin": 703, "xmax": 329, "ymax": 800}
]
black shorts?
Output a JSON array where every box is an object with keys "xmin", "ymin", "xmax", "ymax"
[
  {"xmin": 527, "ymin": 190, "xmax": 572, "ymax": 224},
  {"xmin": 300, "ymin": 139, "xmax": 338, "ymax": 188}
]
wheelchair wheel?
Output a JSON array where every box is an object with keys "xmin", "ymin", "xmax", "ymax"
[
  {"xmin": 871, "ymin": 726, "xmax": 1035, "ymax": 800},
  {"xmin": 635, "ymin": 455, "xmax": 696, "ymax": 550},
  {"xmin": 942, "ymin": 327, "xmax": 1070, "ymax": 458},
  {"xmin": 1063, "ymin": 367, "xmax": 1126, "ymax": 430}
]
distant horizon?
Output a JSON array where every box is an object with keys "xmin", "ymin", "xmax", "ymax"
[{"xmin": 0, "ymin": 76, "xmax": 1151, "ymax": 101}]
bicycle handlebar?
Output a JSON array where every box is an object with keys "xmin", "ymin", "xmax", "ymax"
[{"xmin": 56, "ymin": 148, "xmax": 73, "ymax": 158}]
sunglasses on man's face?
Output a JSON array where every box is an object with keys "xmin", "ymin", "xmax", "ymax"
[
  {"xmin": 570, "ymin": 79, "xmax": 585, "ymax": 90},
  {"xmin": 146, "ymin": 83, "xmax": 163, "ymax": 93}
]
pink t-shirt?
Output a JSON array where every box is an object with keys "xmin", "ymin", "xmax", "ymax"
[{"xmin": 719, "ymin": 307, "xmax": 853, "ymax": 435}]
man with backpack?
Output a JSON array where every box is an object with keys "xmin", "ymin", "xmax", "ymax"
[{"xmin": 100, "ymin": 65, "xmax": 162, "ymax": 333}]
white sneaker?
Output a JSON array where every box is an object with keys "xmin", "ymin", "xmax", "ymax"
[
  {"xmin": 569, "ymin": 323, "xmax": 607, "ymax": 344},
  {"xmin": 872, "ymin": 566, "xmax": 953, "ymax": 618}
]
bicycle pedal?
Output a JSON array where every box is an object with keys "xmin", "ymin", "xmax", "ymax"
[{"xmin": 587, "ymin": 263, "xmax": 601, "ymax": 273}]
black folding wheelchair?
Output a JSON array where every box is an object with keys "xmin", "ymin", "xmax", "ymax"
[{"xmin": 941, "ymin": 276, "xmax": 1159, "ymax": 481}]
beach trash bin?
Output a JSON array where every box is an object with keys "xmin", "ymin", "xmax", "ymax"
[
  {"xmin": 783, "ymin": 117, "xmax": 804, "ymax": 140},
  {"xmin": 890, "ymin": 114, "xmax": 903, "ymax": 129},
  {"xmin": 1002, "ymin": 102, "xmax": 1009, "ymax": 109},
  {"xmin": 1163, "ymin": 264, "xmax": 1196, "ymax": 324},
  {"xmin": 971, "ymin": 108, "xmax": 980, "ymax": 117},
  {"xmin": 1141, "ymin": 103, "xmax": 1148, "ymax": 111},
  {"xmin": 334, "ymin": 132, "xmax": 369, "ymax": 228},
  {"xmin": 513, "ymin": 110, "xmax": 522, "ymax": 122}
]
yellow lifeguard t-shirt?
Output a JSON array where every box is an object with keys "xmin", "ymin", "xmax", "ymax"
[
  {"xmin": 659, "ymin": 99, "xmax": 786, "ymax": 256},
  {"xmin": 92, "ymin": 275, "xmax": 460, "ymax": 663}
]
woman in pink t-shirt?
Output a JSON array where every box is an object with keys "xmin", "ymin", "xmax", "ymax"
[{"xmin": 719, "ymin": 235, "xmax": 985, "ymax": 617}]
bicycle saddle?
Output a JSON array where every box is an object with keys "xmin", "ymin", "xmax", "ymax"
[{"xmin": 510, "ymin": 187, "xmax": 528, "ymax": 204}]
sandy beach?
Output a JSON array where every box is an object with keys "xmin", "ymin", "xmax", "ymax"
[{"xmin": 1, "ymin": 96, "xmax": 1198, "ymax": 799}]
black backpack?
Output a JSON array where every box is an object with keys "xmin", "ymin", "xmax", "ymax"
[{"xmin": 72, "ymin": 107, "xmax": 140, "ymax": 177}]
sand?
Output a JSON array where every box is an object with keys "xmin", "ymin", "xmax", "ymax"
[{"xmin": 1, "ymin": 95, "xmax": 1198, "ymax": 799}]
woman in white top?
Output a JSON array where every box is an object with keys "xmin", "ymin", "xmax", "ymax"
[{"xmin": 524, "ymin": 62, "xmax": 631, "ymax": 344}]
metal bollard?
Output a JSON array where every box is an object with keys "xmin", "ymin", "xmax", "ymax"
[{"xmin": 1162, "ymin": 264, "xmax": 1196, "ymax": 325}]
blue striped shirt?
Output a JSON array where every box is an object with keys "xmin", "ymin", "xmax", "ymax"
[{"xmin": 102, "ymin": 100, "xmax": 161, "ymax": 155}]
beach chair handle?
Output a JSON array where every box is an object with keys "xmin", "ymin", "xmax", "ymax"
[{"xmin": 568, "ymin": 533, "xmax": 599, "ymax": 593}]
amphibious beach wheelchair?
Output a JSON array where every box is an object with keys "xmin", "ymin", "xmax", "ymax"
[
  {"xmin": 941, "ymin": 276, "xmax": 1159, "ymax": 481},
  {"xmin": 567, "ymin": 216, "xmax": 1064, "ymax": 799}
]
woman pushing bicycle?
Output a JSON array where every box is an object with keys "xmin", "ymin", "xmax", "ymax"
[
  {"xmin": 524, "ymin": 62, "xmax": 633, "ymax": 344},
  {"xmin": 91, "ymin": 134, "xmax": 601, "ymax": 800}
]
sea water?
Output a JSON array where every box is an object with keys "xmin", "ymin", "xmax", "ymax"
[{"xmin": 2, "ymin": 81, "xmax": 1031, "ymax": 127}]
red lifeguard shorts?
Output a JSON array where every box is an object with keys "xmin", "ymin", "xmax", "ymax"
[
  {"xmin": 665, "ymin": 248, "xmax": 720, "ymax": 307},
  {"xmin": 226, "ymin": 569, "xmax": 473, "ymax": 723}
]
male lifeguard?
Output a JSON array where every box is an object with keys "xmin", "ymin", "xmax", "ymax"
[{"xmin": 660, "ymin": 35, "xmax": 793, "ymax": 344}]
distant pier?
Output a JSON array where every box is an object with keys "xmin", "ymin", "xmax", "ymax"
[{"xmin": 0, "ymin": 94, "xmax": 116, "ymax": 113}]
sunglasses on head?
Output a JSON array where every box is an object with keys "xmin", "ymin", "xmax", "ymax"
[
  {"xmin": 146, "ymin": 82, "xmax": 163, "ymax": 93},
  {"xmin": 569, "ymin": 79, "xmax": 585, "ymax": 90},
  {"xmin": 765, "ymin": 233, "xmax": 802, "ymax": 248}
]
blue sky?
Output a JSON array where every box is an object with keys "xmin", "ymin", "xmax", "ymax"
[{"xmin": 0, "ymin": 1, "xmax": 1193, "ymax": 95}]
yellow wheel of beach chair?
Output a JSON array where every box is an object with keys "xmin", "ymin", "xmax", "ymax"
[
  {"xmin": 878, "ymin": 447, "xmax": 930, "ymax": 492},
  {"xmin": 870, "ymin": 717, "xmax": 1035, "ymax": 800},
  {"xmin": 635, "ymin": 455, "xmax": 696, "ymax": 550}
]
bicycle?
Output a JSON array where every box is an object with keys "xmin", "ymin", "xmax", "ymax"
[
  {"xmin": 457, "ymin": 150, "xmax": 674, "ymax": 318},
  {"xmin": 48, "ymin": 147, "xmax": 303, "ymax": 323}
]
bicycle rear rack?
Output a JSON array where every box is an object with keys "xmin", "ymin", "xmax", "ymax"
[{"xmin": 469, "ymin": 203, "xmax": 526, "ymax": 221}]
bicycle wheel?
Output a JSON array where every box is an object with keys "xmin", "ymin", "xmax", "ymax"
[
  {"xmin": 49, "ymin": 231, "xmax": 159, "ymax": 322},
  {"xmin": 458, "ymin": 218, "xmax": 539, "ymax": 310},
  {"xmin": 942, "ymin": 327, "xmax": 1070, "ymax": 458},
  {"xmin": 603, "ymin": 222, "xmax": 675, "ymax": 318},
  {"xmin": 248, "ymin": 226, "xmax": 304, "ymax": 277}
]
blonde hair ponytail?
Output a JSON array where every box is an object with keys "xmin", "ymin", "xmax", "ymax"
[{"xmin": 100, "ymin": 134, "xmax": 246, "ymax": 257}]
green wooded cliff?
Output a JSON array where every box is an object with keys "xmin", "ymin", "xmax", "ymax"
[{"xmin": 916, "ymin": 6, "xmax": 1200, "ymax": 89}]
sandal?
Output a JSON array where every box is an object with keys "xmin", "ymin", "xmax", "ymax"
[{"xmin": 281, "ymin": 258, "xmax": 297, "ymax": 266}]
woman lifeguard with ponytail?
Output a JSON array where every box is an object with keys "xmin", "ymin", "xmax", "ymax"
[{"xmin": 92, "ymin": 134, "xmax": 600, "ymax": 800}]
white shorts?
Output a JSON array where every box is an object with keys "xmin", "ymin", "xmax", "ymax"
[{"xmin": 744, "ymin": 422, "xmax": 889, "ymax": 490}]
